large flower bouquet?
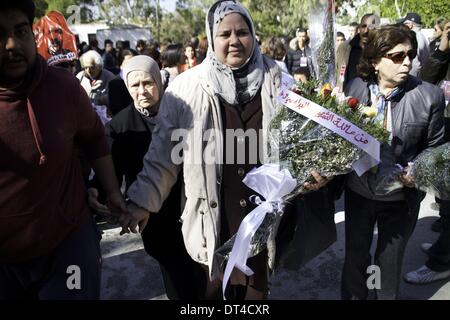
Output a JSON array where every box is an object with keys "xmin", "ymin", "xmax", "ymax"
[{"xmin": 268, "ymin": 78, "xmax": 390, "ymax": 197}]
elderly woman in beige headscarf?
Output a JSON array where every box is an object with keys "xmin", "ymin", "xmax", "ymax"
[
  {"xmin": 88, "ymin": 55, "xmax": 163, "ymax": 218},
  {"xmin": 89, "ymin": 56, "xmax": 202, "ymax": 299}
]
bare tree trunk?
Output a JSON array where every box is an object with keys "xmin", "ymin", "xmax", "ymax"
[
  {"xmin": 125, "ymin": 0, "xmax": 135, "ymax": 20},
  {"xmin": 394, "ymin": 0, "xmax": 402, "ymax": 18}
]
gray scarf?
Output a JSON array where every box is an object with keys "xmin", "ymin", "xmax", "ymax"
[{"xmin": 205, "ymin": 0, "xmax": 264, "ymax": 106}]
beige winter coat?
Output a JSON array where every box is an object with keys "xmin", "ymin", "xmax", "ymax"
[{"xmin": 127, "ymin": 56, "xmax": 281, "ymax": 279}]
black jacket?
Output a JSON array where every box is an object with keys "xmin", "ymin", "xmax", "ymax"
[
  {"xmin": 344, "ymin": 35, "xmax": 363, "ymax": 89},
  {"xmin": 345, "ymin": 76, "xmax": 445, "ymax": 164},
  {"xmin": 420, "ymin": 48, "xmax": 450, "ymax": 140},
  {"xmin": 101, "ymin": 105, "xmax": 184, "ymax": 261},
  {"xmin": 421, "ymin": 48, "xmax": 450, "ymax": 86},
  {"xmin": 345, "ymin": 76, "xmax": 445, "ymax": 211},
  {"xmin": 106, "ymin": 105, "xmax": 155, "ymax": 191},
  {"xmin": 284, "ymin": 46, "xmax": 314, "ymax": 76},
  {"xmin": 107, "ymin": 77, "xmax": 133, "ymax": 116}
]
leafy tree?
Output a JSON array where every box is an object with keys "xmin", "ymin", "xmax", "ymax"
[
  {"xmin": 358, "ymin": 0, "xmax": 449, "ymax": 27},
  {"xmin": 157, "ymin": 0, "xmax": 214, "ymax": 43},
  {"xmin": 45, "ymin": 0, "xmax": 77, "ymax": 13},
  {"xmin": 34, "ymin": 0, "xmax": 49, "ymax": 18},
  {"xmin": 241, "ymin": 0, "xmax": 297, "ymax": 38},
  {"xmin": 33, "ymin": 0, "xmax": 448, "ymax": 44}
]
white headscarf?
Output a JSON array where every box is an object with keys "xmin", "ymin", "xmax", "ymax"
[{"xmin": 205, "ymin": 0, "xmax": 264, "ymax": 105}]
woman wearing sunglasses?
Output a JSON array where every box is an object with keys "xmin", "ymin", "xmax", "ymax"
[{"xmin": 341, "ymin": 25, "xmax": 446, "ymax": 300}]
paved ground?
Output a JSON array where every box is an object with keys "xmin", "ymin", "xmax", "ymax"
[{"xmin": 100, "ymin": 193, "xmax": 450, "ymax": 300}]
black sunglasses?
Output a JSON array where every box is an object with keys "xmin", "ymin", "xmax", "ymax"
[{"xmin": 383, "ymin": 49, "xmax": 417, "ymax": 64}]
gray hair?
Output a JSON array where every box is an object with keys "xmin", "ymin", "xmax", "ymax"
[{"xmin": 80, "ymin": 50, "xmax": 103, "ymax": 68}]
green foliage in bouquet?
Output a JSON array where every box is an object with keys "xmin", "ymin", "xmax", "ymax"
[{"xmin": 270, "ymin": 79, "xmax": 390, "ymax": 196}]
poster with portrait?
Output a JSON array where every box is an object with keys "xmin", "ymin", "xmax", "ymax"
[{"xmin": 33, "ymin": 11, "xmax": 78, "ymax": 66}]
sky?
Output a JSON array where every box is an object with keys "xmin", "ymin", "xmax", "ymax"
[{"xmin": 160, "ymin": 0, "xmax": 176, "ymax": 12}]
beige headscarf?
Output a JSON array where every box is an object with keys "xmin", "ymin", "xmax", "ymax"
[{"xmin": 123, "ymin": 55, "xmax": 163, "ymax": 116}]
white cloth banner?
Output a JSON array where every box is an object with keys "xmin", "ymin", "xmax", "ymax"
[
  {"xmin": 222, "ymin": 164, "xmax": 297, "ymax": 299},
  {"xmin": 277, "ymin": 72, "xmax": 381, "ymax": 173}
]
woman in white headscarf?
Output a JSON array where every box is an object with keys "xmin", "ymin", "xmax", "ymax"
[{"xmin": 122, "ymin": 1, "xmax": 328, "ymax": 300}]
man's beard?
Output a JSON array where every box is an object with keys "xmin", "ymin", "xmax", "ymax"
[
  {"xmin": 360, "ymin": 32, "xmax": 370, "ymax": 47},
  {"xmin": 0, "ymin": 59, "xmax": 33, "ymax": 89}
]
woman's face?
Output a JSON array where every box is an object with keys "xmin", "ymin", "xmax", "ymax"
[
  {"xmin": 213, "ymin": 13, "xmax": 253, "ymax": 69},
  {"xmin": 127, "ymin": 70, "xmax": 160, "ymax": 110},
  {"xmin": 433, "ymin": 25, "xmax": 443, "ymax": 40},
  {"xmin": 185, "ymin": 46, "xmax": 195, "ymax": 59},
  {"xmin": 373, "ymin": 41, "xmax": 414, "ymax": 87}
]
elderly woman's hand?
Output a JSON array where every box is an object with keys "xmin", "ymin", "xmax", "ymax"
[
  {"xmin": 119, "ymin": 203, "xmax": 151, "ymax": 235},
  {"xmin": 303, "ymin": 170, "xmax": 333, "ymax": 191}
]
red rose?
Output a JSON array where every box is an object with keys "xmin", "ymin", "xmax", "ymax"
[
  {"xmin": 292, "ymin": 88, "xmax": 303, "ymax": 95},
  {"xmin": 347, "ymin": 97, "xmax": 359, "ymax": 110}
]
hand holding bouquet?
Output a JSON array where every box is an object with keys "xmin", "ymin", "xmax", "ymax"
[{"xmin": 373, "ymin": 143, "xmax": 450, "ymax": 199}]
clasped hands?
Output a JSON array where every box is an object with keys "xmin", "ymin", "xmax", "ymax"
[
  {"xmin": 117, "ymin": 171, "xmax": 332, "ymax": 234},
  {"xmin": 87, "ymin": 188, "xmax": 150, "ymax": 235},
  {"xmin": 118, "ymin": 202, "xmax": 151, "ymax": 235},
  {"xmin": 88, "ymin": 170, "xmax": 334, "ymax": 236}
]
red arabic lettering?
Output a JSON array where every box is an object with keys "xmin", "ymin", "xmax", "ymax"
[{"xmin": 316, "ymin": 111, "xmax": 334, "ymax": 121}]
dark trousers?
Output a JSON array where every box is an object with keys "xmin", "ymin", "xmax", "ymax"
[
  {"xmin": 341, "ymin": 188, "xmax": 418, "ymax": 300},
  {"xmin": 427, "ymin": 200, "xmax": 450, "ymax": 272},
  {"xmin": 156, "ymin": 256, "xmax": 206, "ymax": 300},
  {"xmin": 142, "ymin": 214, "xmax": 206, "ymax": 300},
  {"xmin": 0, "ymin": 216, "xmax": 102, "ymax": 300}
]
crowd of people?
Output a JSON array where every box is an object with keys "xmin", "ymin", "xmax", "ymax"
[{"xmin": 0, "ymin": 0, "xmax": 449, "ymax": 300}]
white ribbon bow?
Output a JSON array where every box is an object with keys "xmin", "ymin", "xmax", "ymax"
[{"xmin": 222, "ymin": 164, "xmax": 297, "ymax": 299}]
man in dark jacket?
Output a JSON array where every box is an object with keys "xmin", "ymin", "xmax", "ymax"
[
  {"xmin": 336, "ymin": 13, "xmax": 381, "ymax": 91},
  {"xmin": 404, "ymin": 21, "xmax": 450, "ymax": 285},
  {"xmin": 284, "ymin": 28, "xmax": 314, "ymax": 77},
  {"xmin": 0, "ymin": 0, "xmax": 126, "ymax": 299}
]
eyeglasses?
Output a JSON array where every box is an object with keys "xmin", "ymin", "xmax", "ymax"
[{"xmin": 383, "ymin": 50, "xmax": 417, "ymax": 64}]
